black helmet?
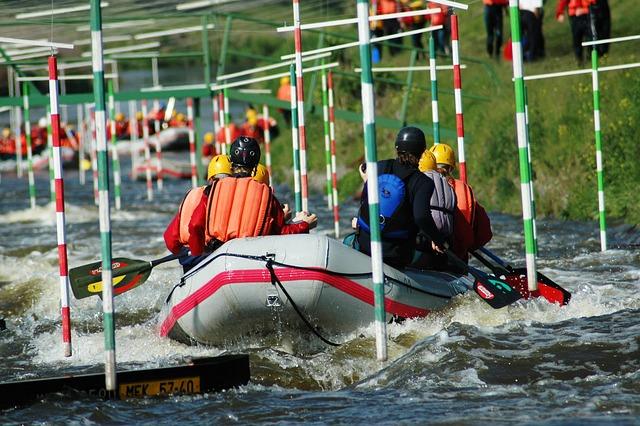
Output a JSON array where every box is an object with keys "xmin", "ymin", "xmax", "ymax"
[
  {"xmin": 395, "ymin": 126, "xmax": 426, "ymax": 156},
  {"xmin": 230, "ymin": 136, "xmax": 261, "ymax": 168}
]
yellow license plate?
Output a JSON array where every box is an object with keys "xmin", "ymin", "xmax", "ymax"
[{"xmin": 118, "ymin": 376, "xmax": 201, "ymax": 399}]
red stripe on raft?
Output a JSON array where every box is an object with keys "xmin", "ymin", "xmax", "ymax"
[{"xmin": 160, "ymin": 267, "xmax": 431, "ymax": 337}]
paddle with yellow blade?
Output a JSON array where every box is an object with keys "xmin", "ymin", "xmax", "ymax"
[{"xmin": 69, "ymin": 253, "xmax": 179, "ymax": 299}]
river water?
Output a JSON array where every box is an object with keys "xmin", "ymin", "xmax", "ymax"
[{"xmin": 0, "ymin": 161, "xmax": 638, "ymax": 424}]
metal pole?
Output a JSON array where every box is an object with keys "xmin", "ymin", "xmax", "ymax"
[
  {"xmin": 262, "ymin": 104, "xmax": 273, "ymax": 186},
  {"xmin": 327, "ymin": 70, "xmax": 340, "ymax": 238},
  {"xmin": 48, "ymin": 55, "xmax": 72, "ymax": 358},
  {"xmin": 90, "ymin": 0, "xmax": 117, "ymax": 393},
  {"xmin": 22, "ymin": 83, "xmax": 36, "ymax": 209},
  {"xmin": 108, "ymin": 80, "xmax": 122, "ymax": 210},
  {"xmin": 429, "ymin": 34, "xmax": 440, "ymax": 145},
  {"xmin": 187, "ymin": 98, "xmax": 198, "ymax": 188},
  {"xmin": 292, "ymin": 0, "xmax": 310, "ymax": 212},
  {"xmin": 450, "ymin": 13, "xmax": 467, "ymax": 183},
  {"xmin": 508, "ymin": 0, "xmax": 537, "ymax": 291},
  {"xmin": 357, "ymin": 0, "xmax": 387, "ymax": 361},
  {"xmin": 289, "ymin": 64, "xmax": 302, "ymax": 213},
  {"xmin": 321, "ymin": 66, "xmax": 332, "ymax": 208}
]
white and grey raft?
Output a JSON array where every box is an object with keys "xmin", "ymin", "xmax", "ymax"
[{"xmin": 159, "ymin": 234, "xmax": 474, "ymax": 346}]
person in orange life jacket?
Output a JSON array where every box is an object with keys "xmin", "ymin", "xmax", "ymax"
[
  {"xmin": 556, "ymin": 0, "xmax": 595, "ymax": 63},
  {"xmin": 164, "ymin": 154, "xmax": 233, "ymax": 272},
  {"xmin": 276, "ymin": 76, "xmax": 292, "ymax": 127},
  {"xmin": 356, "ymin": 127, "xmax": 447, "ymax": 269},
  {"xmin": 428, "ymin": 1, "xmax": 451, "ymax": 55},
  {"xmin": 429, "ymin": 143, "xmax": 492, "ymax": 263},
  {"xmin": 411, "ymin": 150, "xmax": 457, "ymax": 270}
]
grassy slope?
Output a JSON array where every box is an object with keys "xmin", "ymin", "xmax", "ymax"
[{"xmin": 232, "ymin": 1, "xmax": 639, "ymax": 224}]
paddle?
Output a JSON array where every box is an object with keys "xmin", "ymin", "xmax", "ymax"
[
  {"xmin": 444, "ymin": 249, "xmax": 523, "ymax": 309},
  {"xmin": 69, "ymin": 253, "xmax": 179, "ymax": 300},
  {"xmin": 473, "ymin": 248, "xmax": 571, "ymax": 305}
]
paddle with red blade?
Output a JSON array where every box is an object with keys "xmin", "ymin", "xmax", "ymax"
[
  {"xmin": 445, "ymin": 249, "xmax": 523, "ymax": 309},
  {"xmin": 69, "ymin": 253, "xmax": 179, "ymax": 300},
  {"xmin": 473, "ymin": 248, "xmax": 571, "ymax": 305}
]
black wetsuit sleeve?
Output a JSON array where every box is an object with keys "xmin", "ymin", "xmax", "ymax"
[{"xmin": 411, "ymin": 176, "xmax": 446, "ymax": 245}]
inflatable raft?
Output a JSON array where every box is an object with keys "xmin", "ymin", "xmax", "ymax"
[{"xmin": 160, "ymin": 234, "xmax": 474, "ymax": 346}]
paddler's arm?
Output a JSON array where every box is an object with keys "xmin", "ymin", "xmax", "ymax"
[
  {"xmin": 186, "ymin": 192, "xmax": 209, "ymax": 256},
  {"xmin": 163, "ymin": 213, "xmax": 183, "ymax": 255}
]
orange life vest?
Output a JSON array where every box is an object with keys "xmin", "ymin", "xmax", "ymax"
[
  {"xmin": 178, "ymin": 186, "xmax": 206, "ymax": 245},
  {"xmin": 568, "ymin": 0, "xmax": 593, "ymax": 16},
  {"xmin": 205, "ymin": 177, "xmax": 274, "ymax": 243},
  {"xmin": 448, "ymin": 177, "xmax": 476, "ymax": 261}
]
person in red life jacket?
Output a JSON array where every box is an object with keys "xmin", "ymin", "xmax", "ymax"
[
  {"xmin": 216, "ymin": 121, "xmax": 241, "ymax": 147},
  {"xmin": 483, "ymin": 0, "xmax": 508, "ymax": 58},
  {"xmin": 164, "ymin": 154, "xmax": 233, "ymax": 272},
  {"xmin": 31, "ymin": 118, "xmax": 48, "ymax": 156},
  {"xmin": 429, "ymin": 143, "xmax": 492, "ymax": 263},
  {"xmin": 356, "ymin": 127, "xmax": 446, "ymax": 269},
  {"xmin": 399, "ymin": 0, "xmax": 426, "ymax": 54},
  {"xmin": 427, "ymin": 1, "xmax": 450, "ymax": 55},
  {"xmin": 114, "ymin": 112, "xmax": 129, "ymax": 139},
  {"xmin": 170, "ymin": 112, "xmax": 188, "ymax": 128},
  {"xmin": 240, "ymin": 107, "xmax": 264, "ymax": 143},
  {"xmin": 412, "ymin": 150, "xmax": 457, "ymax": 269},
  {"xmin": 202, "ymin": 132, "xmax": 216, "ymax": 158},
  {"xmin": 276, "ymin": 76, "xmax": 292, "ymax": 127},
  {"xmin": 0, "ymin": 127, "xmax": 16, "ymax": 160},
  {"xmin": 556, "ymin": 0, "xmax": 596, "ymax": 63}
]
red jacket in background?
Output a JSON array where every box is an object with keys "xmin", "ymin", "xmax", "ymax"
[{"xmin": 556, "ymin": 0, "xmax": 594, "ymax": 18}]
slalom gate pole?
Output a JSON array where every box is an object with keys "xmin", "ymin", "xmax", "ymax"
[
  {"xmin": 47, "ymin": 106, "xmax": 55, "ymax": 203},
  {"xmin": 77, "ymin": 104, "xmax": 85, "ymax": 185},
  {"xmin": 327, "ymin": 70, "xmax": 340, "ymax": 238},
  {"xmin": 321, "ymin": 66, "xmax": 332, "ymax": 208},
  {"xmin": 223, "ymin": 88, "xmax": 231, "ymax": 153},
  {"xmin": 212, "ymin": 91, "xmax": 221, "ymax": 155},
  {"xmin": 107, "ymin": 80, "xmax": 122, "ymax": 210},
  {"xmin": 127, "ymin": 100, "xmax": 138, "ymax": 177},
  {"xmin": 450, "ymin": 13, "xmax": 467, "ymax": 183},
  {"xmin": 193, "ymin": 99, "xmax": 205, "ymax": 185},
  {"xmin": 22, "ymin": 83, "xmax": 36, "ymax": 209},
  {"xmin": 590, "ymin": 47, "xmax": 607, "ymax": 251},
  {"xmin": 508, "ymin": 0, "xmax": 537, "ymax": 291},
  {"xmin": 89, "ymin": 107, "xmax": 99, "ymax": 205},
  {"xmin": 218, "ymin": 92, "xmax": 227, "ymax": 155},
  {"xmin": 141, "ymin": 100, "xmax": 153, "ymax": 201},
  {"xmin": 523, "ymin": 86, "xmax": 538, "ymax": 254},
  {"xmin": 187, "ymin": 98, "xmax": 198, "ymax": 188},
  {"xmin": 48, "ymin": 55, "xmax": 72, "ymax": 357},
  {"xmin": 90, "ymin": 0, "xmax": 117, "ymax": 393},
  {"xmin": 13, "ymin": 78, "xmax": 23, "ymax": 177},
  {"xmin": 292, "ymin": 0, "xmax": 309, "ymax": 212},
  {"xmin": 289, "ymin": 64, "xmax": 302, "ymax": 213},
  {"xmin": 152, "ymin": 99, "xmax": 163, "ymax": 191},
  {"xmin": 357, "ymin": 0, "xmax": 387, "ymax": 361},
  {"xmin": 429, "ymin": 34, "xmax": 440, "ymax": 145},
  {"xmin": 262, "ymin": 104, "xmax": 273, "ymax": 186}
]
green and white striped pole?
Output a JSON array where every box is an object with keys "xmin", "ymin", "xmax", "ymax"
[
  {"xmin": 108, "ymin": 80, "xmax": 122, "ymax": 210},
  {"xmin": 90, "ymin": 0, "xmax": 117, "ymax": 393},
  {"xmin": 47, "ymin": 106, "xmax": 55, "ymax": 203},
  {"xmin": 429, "ymin": 34, "xmax": 440, "ymax": 145},
  {"xmin": 289, "ymin": 64, "xmax": 303, "ymax": 213},
  {"xmin": 523, "ymin": 86, "xmax": 538, "ymax": 254},
  {"xmin": 508, "ymin": 0, "xmax": 537, "ymax": 291},
  {"xmin": 590, "ymin": 48, "xmax": 607, "ymax": 251},
  {"xmin": 321, "ymin": 66, "xmax": 332, "ymax": 209},
  {"xmin": 357, "ymin": 0, "xmax": 387, "ymax": 361},
  {"xmin": 22, "ymin": 83, "xmax": 36, "ymax": 209},
  {"xmin": 328, "ymin": 70, "xmax": 340, "ymax": 239}
]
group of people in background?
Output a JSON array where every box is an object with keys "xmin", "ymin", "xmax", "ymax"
[{"xmin": 485, "ymin": 0, "xmax": 611, "ymax": 63}]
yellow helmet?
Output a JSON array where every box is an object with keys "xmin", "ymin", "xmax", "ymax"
[
  {"xmin": 115, "ymin": 112, "xmax": 125, "ymax": 121},
  {"xmin": 280, "ymin": 76, "xmax": 290, "ymax": 86},
  {"xmin": 135, "ymin": 111, "xmax": 143, "ymax": 120},
  {"xmin": 252, "ymin": 163, "xmax": 270, "ymax": 185},
  {"xmin": 207, "ymin": 155, "xmax": 232, "ymax": 180},
  {"xmin": 429, "ymin": 143, "xmax": 456, "ymax": 168},
  {"xmin": 418, "ymin": 150, "xmax": 437, "ymax": 172},
  {"xmin": 2, "ymin": 127, "xmax": 11, "ymax": 138},
  {"xmin": 176, "ymin": 113, "xmax": 186, "ymax": 122},
  {"xmin": 204, "ymin": 132, "xmax": 214, "ymax": 144}
]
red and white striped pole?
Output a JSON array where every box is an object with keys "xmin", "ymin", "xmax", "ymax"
[
  {"xmin": 218, "ymin": 92, "xmax": 227, "ymax": 155},
  {"xmin": 186, "ymin": 98, "xmax": 198, "ymax": 188},
  {"xmin": 450, "ymin": 13, "xmax": 467, "ymax": 183},
  {"xmin": 262, "ymin": 104, "xmax": 273, "ymax": 186},
  {"xmin": 48, "ymin": 55, "xmax": 72, "ymax": 357},
  {"xmin": 141, "ymin": 100, "xmax": 153, "ymax": 201},
  {"xmin": 152, "ymin": 100, "xmax": 164, "ymax": 191},
  {"xmin": 212, "ymin": 92, "xmax": 221, "ymax": 156},
  {"xmin": 292, "ymin": 0, "xmax": 309, "ymax": 212},
  {"xmin": 327, "ymin": 70, "xmax": 340, "ymax": 238}
]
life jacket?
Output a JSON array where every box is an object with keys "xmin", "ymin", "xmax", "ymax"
[
  {"xmin": 178, "ymin": 186, "xmax": 206, "ymax": 245},
  {"xmin": 558, "ymin": 0, "xmax": 593, "ymax": 17},
  {"xmin": 358, "ymin": 159, "xmax": 413, "ymax": 240},
  {"xmin": 483, "ymin": 0, "xmax": 508, "ymax": 6},
  {"xmin": 428, "ymin": 2, "xmax": 447, "ymax": 26},
  {"xmin": 424, "ymin": 170, "xmax": 456, "ymax": 239},
  {"xmin": 379, "ymin": 0, "xmax": 398, "ymax": 14},
  {"xmin": 447, "ymin": 177, "xmax": 476, "ymax": 261},
  {"xmin": 205, "ymin": 177, "xmax": 274, "ymax": 243}
]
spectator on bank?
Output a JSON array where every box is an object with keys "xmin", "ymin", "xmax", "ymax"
[
  {"xmin": 593, "ymin": 0, "xmax": 611, "ymax": 55},
  {"xmin": 556, "ymin": 0, "xmax": 595, "ymax": 64},
  {"xmin": 520, "ymin": 0, "xmax": 543, "ymax": 61},
  {"xmin": 483, "ymin": 0, "xmax": 508, "ymax": 58},
  {"xmin": 428, "ymin": 1, "xmax": 451, "ymax": 55}
]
